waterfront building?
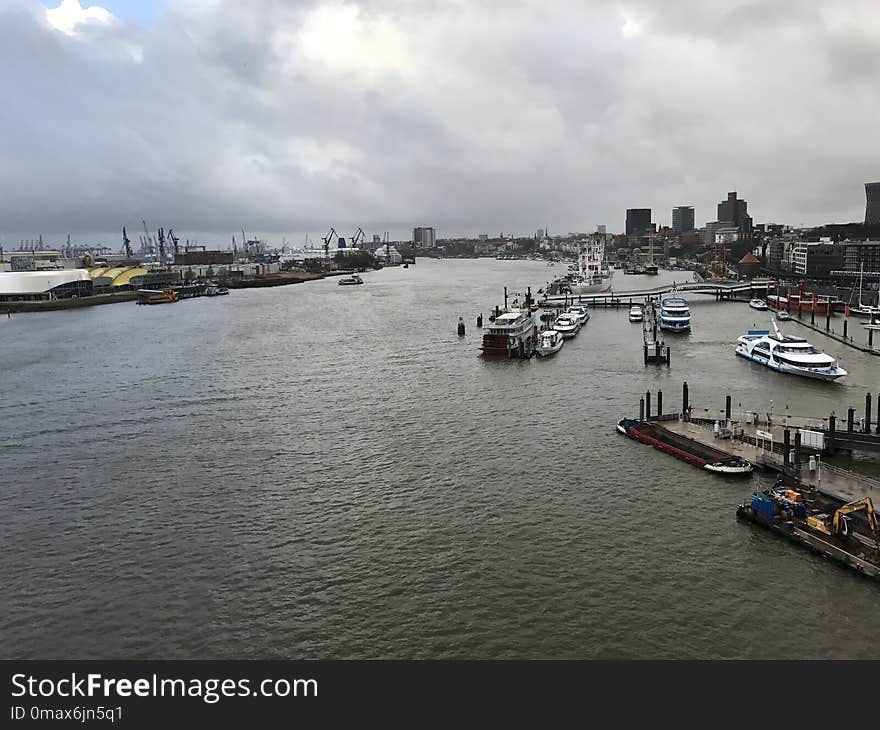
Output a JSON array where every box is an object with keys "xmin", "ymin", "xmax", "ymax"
[
  {"xmin": 792, "ymin": 241, "xmax": 844, "ymax": 277},
  {"xmin": 413, "ymin": 227, "xmax": 436, "ymax": 249},
  {"xmin": 842, "ymin": 239, "xmax": 880, "ymax": 273},
  {"xmin": 767, "ymin": 238, "xmax": 784, "ymax": 269},
  {"xmin": 672, "ymin": 206, "xmax": 695, "ymax": 234},
  {"xmin": 866, "ymin": 183, "xmax": 880, "ymax": 225},
  {"xmin": 625, "ymin": 209, "xmax": 652, "ymax": 237},
  {"xmin": 716, "ymin": 191, "xmax": 753, "ymax": 238},
  {"xmin": 0, "ymin": 269, "xmax": 92, "ymax": 302}
]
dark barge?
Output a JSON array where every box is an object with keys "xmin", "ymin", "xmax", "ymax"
[
  {"xmin": 736, "ymin": 487, "xmax": 880, "ymax": 580},
  {"xmin": 616, "ymin": 418, "xmax": 753, "ymax": 475}
]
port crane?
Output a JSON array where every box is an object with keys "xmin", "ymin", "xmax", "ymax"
[
  {"xmin": 122, "ymin": 227, "xmax": 132, "ymax": 258},
  {"xmin": 350, "ymin": 227, "xmax": 366, "ymax": 249},
  {"xmin": 322, "ymin": 227, "xmax": 337, "ymax": 258},
  {"xmin": 167, "ymin": 229, "xmax": 180, "ymax": 258}
]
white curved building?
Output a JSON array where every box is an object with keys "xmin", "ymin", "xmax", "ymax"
[{"xmin": 0, "ymin": 269, "xmax": 93, "ymax": 302}]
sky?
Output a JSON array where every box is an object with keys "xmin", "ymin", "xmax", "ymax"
[{"xmin": 3, "ymin": 0, "xmax": 880, "ymax": 247}]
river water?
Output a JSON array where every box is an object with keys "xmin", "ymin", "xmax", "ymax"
[{"xmin": 1, "ymin": 259, "xmax": 878, "ymax": 659}]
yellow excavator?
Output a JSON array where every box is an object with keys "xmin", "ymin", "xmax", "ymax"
[{"xmin": 807, "ymin": 497, "xmax": 878, "ymax": 539}]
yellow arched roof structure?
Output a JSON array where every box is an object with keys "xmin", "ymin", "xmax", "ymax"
[
  {"xmin": 99, "ymin": 267, "xmax": 128, "ymax": 281},
  {"xmin": 111, "ymin": 267, "xmax": 149, "ymax": 287},
  {"xmin": 89, "ymin": 267, "xmax": 107, "ymax": 279}
]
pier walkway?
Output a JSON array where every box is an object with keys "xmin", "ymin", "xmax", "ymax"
[
  {"xmin": 538, "ymin": 278, "xmax": 774, "ymax": 307},
  {"xmin": 661, "ymin": 417, "xmax": 880, "ymax": 508}
]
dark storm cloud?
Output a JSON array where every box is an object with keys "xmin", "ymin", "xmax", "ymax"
[{"xmin": 1, "ymin": 0, "xmax": 879, "ymax": 245}]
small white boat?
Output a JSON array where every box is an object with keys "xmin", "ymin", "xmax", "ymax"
[
  {"xmin": 735, "ymin": 319, "xmax": 847, "ymax": 381},
  {"xmin": 536, "ymin": 329, "xmax": 564, "ymax": 357},
  {"xmin": 777, "ymin": 310, "xmax": 792, "ymax": 321},
  {"xmin": 628, "ymin": 305, "xmax": 643, "ymax": 322},
  {"xmin": 553, "ymin": 314, "xmax": 581, "ymax": 339},
  {"xmin": 749, "ymin": 299, "xmax": 768, "ymax": 310},
  {"xmin": 338, "ymin": 274, "xmax": 364, "ymax": 286},
  {"xmin": 565, "ymin": 304, "xmax": 591, "ymax": 325}
]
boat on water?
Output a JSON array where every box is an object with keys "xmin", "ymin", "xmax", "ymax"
[
  {"xmin": 205, "ymin": 285, "xmax": 229, "ymax": 296},
  {"xmin": 616, "ymin": 418, "xmax": 753, "ymax": 475},
  {"xmin": 565, "ymin": 304, "xmax": 591, "ymax": 326},
  {"xmin": 749, "ymin": 298, "xmax": 768, "ymax": 310},
  {"xmin": 553, "ymin": 314, "xmax": 581, "ymax": 339},
  {"xmin": 137, "ymin": 288, "xmax": 179, "ymax": 305},
  {"xmin": 777, "ymin": 310, "xmax": 792, "ymax": 321},
  {"xmin": 735, "ymin": 319, "xmax": 847, "ymax": 381},
  {"xmin": 480, "ymin": 309, "xmax": 538, "ymax": 358},
  {"xmin": 658, "ymin": 297, "xmax": 691, "ymax": 332},
  {"xmin": 644, "ymin": 264, "xmax": 658, "ymax": 275},
  {"xmin": 628, "ymin": 305, "xmax": 643, "ymax": 322},
  {"xmin": 338, "ymin": 274, "xmax": 364, "ymax": 286},
  {"xmin": 536, "ymin": 329, "xmax": 564, "ymax": 357},
  {"xmin": 737, "ymin": 487, "xmax": 880, "ymax": 580},
  {"xmin": 845, "ymin": 264, "xmax": 880, "ymax": 318},
  {"xmin": 564, "ymin": 236, "xmax": 613, "ymax": 295}
]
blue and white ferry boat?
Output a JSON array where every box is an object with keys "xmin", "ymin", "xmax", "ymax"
[
  {"xmin": 735, "ymin": 320, "xmax": 847, "ymax": 381},
  {"xmin": 658, "ymin": 297, "xmax": 691, "ymax": 332}
]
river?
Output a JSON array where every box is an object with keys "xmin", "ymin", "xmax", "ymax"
[{"xmin": 1, "ymin": 259, "xmax": 878, "ymax": 659}]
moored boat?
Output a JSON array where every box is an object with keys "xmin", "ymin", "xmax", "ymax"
[
  {"xmin": 536, "ymin": 329, "xmax": 564, "ymax": 357},
  {"xmin": 749, "ymin": 298, "xmax": 768, "ymax": 310},
  {"xmin": 553, "ymin": 314, "xmax": 580, "ymax": 339},
  {"xmin": 565, "ymin": 304, "xmax": 591, "ymax": 325},
  {"xmin": 628, "ymin": 305, "xmax": 643, "ymax": 323},
  {"xmin": 137, "ymin": 288, "xmax": 179, "ymax": 305},
  {"xmin": 735, "ymin": 320, "xmax": 846, "ymax": 381},
  {"xmin": 481, "ymin": 309, "xmax": 538, "ymax": 358},
  {"xmin": 616, "ymin": 418, "xmax": 753, "ymax": 475}
]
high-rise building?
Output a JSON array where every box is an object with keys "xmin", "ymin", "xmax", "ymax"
[
  {"xmin": 672, "ymin": 206, "xmax": 695, "ymax": 234},
  {"xmin": 865, "ymin": 183, "xmax": 880, "ymax": 225},
  {"xmin": 625, "ymin": 209, "xmax": 652, "ymax": 237},
  {"xmin": 412, "ymin": 227, "xmax": 436, "ymax": 249},
  {"xmin": 716, "ymin": 192, "xmax": 752, "ymax": 237}
]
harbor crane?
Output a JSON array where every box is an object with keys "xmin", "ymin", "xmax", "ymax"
[
  {"xmin": 322, "ymin": 227, "xmax": 338, "ymax": 258},
  {"xmin": 350, "ymin": 227, "xmax": 366, "ymax": 249},
  {"xmin": 167, "ymin": 229, "xmax": 180, "ymax": 258},
  {"xmin": 122, "ymin": 227, "xmax": 132, "ymax": 258},
  {"xmin": 156, "ymin": 227, "xmax": 167, "ymax": 267}
]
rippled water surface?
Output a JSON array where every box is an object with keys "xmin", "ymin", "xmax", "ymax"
[{"xmin": 2, "ymin": 259, "xmax": 878, "ymax": 658}]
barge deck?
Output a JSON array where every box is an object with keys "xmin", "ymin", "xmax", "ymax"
[{"xmin": 617, "ymin": 418, "xmax": 753, "ymax": 474}]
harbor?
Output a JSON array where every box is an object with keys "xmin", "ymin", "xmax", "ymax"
[{"xmin": 5, "ymin": 259, "xmax": 880, "ymax": 661}]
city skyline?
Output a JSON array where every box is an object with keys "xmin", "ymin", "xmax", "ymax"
[{"xmin": 3, "ymin": 1, "xmax": 880, "ymax": 238}]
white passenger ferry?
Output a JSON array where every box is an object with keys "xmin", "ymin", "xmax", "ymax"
[{"xmin": 735, "ymin": 320, "xmax": 847, "ymax": 381}]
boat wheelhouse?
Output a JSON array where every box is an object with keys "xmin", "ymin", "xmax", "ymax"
[
  {"xmin": 480, "ymin": 309, "xmax": 537, "ymax": 358},
  {"xmin": 735, "ymin": 321, "xmax": 847, "ymax": 381},
  {"xmin": 658, "ymin": 297, "xmax": 691, "ymax": 332}
]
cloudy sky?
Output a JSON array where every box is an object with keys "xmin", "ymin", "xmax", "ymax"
[{"xmin": 2, "ymin": 0, "xmax": 879, "ymax": 246}]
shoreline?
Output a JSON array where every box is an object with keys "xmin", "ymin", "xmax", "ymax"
[{"xmin": 0, "ymin": 271, "xmax": 336, "ymax": 314}]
